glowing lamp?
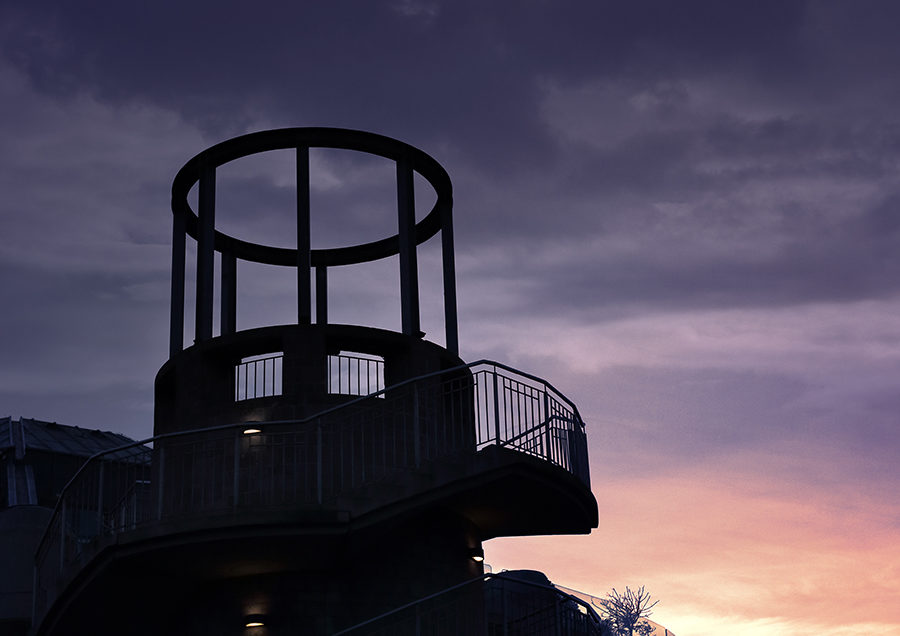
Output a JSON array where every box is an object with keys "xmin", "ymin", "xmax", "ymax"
[{"xmin": 244, "ymin": 614, "xmax": 266, "ymax": 627}]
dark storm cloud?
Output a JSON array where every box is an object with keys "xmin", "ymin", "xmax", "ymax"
[
  {"xmin": 448, "ymin": 73, "xmax": 900, "ymax": 317},
  {"xmin": 490, "ymin": 187, "xmax": 900, "ymax": 322},
  {"xmin": 1, "ymin": 1, "xmax": 545, "ymax": 171},
  {"xmin": 0, "ymin": 1, "xmax": 812, "ymax": 171},
  {"xmin": 0, "ymin": 262, "xmax": 166, "ymax": 439},
  {"xmin": 4, "ymin": 0, "xmax": 900, "ymax": 376},
  {"xmin": 0, "ymin": 264, "xmax": 167, "ymax": 371},
  {"xmin": 5, "ymin": 0, "xmax": 897, "ymax": 267}
]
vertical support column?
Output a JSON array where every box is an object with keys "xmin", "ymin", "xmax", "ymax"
[
  {"xmin": 169, "ymin": 210, "xmax": 186, "ymax": 357},
  {"xmin": 195, "ymin": 157, "xmax": 216, "ymax": 343},
  {"xmin": 397, "ymin": 156, "xmax": 421, "ymax": 337},
  {"xmin": 316, "ymin": 265, "xmax": 328, "ymax": 324},
  {"xmin": 297, "ymin": 146, "xmax": 312, "ymax": 325},
  {"xmin": 221, "ymin": 251, "xmax": 237, "ymax": 335},
  {"xmin": 440, "ymin": 198, "xmax": 459, "ymax": 354}
]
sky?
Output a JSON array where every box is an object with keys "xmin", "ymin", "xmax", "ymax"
[{"xmin": 1, "ymin": 1, "xmax": 899, "ymax": 634}]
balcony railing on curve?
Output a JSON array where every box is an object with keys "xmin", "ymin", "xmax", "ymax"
[
  {"xmin": 235, "ymin": 352, "xmax": 283, "ymax": 401},
  {"xmin": 32, "ymin": 360, "xmax": 590, "ymax": 626},
  {"xmin": 327, "ymin": 351, "xmax": 385, "ymax": 397},
  {"xmin": 331, "ymin": 572, "xmax": 606, "ymax": 636}
]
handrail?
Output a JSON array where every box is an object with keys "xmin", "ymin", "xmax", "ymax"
[
  {"xmin": 32, "ymin": 359, "xmax": 590, "ymax": 627},
  {"xmin": 500, "ymin": 413, "xmax": 577, "ymax": 449},
  {"xmin": 37, "ymin": 359, "xmax": 582, "ymax": 547},
  {"xmin": 328, "ymin": 352, "xmax": 385, "ymax": 396},
  {"xmin": 235, "ymin": 352, "xmax": 283, "ymax": 401},
  {"xmin": 331, "ymin": 573, "xmax": 492, "ymax": 635},
  {"xmin": 553, "ymin": 582, "xmax": 607, "ymax": 612},
  {"xmin": 332, "ymin": 572, "xmax": 604, "ymax": 635}
]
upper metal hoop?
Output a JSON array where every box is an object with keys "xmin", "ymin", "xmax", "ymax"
[{"xmin": 171, "ymin": 127, "xmax": 453, "ymax": 267}]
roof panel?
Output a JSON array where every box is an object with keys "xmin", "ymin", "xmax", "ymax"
[{"xmin": 1, "ymin": 418, "xmax": 143, "ymax": 459}]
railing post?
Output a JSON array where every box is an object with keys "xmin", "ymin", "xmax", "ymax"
[
  {"xmin": 501, "ymin": 578, "xmax": 508, "ymax": 636},
  {"xmin": 413, "ymin": 384, "xmax": 421, "ymax": 468},
  {"xmin": 554, "ymin": 594, "xmax": 562, "ymax": 636},
  {"xmin": 261, "ymin": 359, "xmax": 267, "ymax": 398},
  {"xmin": 316, "ymin": 265, "xmax": 328, "ymax": 324},
  {"xmin": 156, "ymin": 446, "xmax": 165, "ymax": 521},
  {"xmin": 32, "ymin": 562, "xmax": 38, "ymax": 630},
  {"xmin": 97, "ymin": 461, "xmax": 105, "ymax": 537},
  {"xmin": 317, "ymin": 419, "xmax": 323, "ymax": 504},
  {"xmin": 58, "ymin": 499, "xmax": 67, "ymax": 575},
  {"xmin": 482, "ymin": 576, "xmax": 490, "ymax": 635},
  {"xmin": 543, "ymin": 389, "xmax": 552, "ymax": 462},
  {"xmin": 415, "ymin": 599, "xmax": 421, "ymax": 636},
  {"xmin": 233, "ymin": 430, "xmax": 241, "ymax": 510},
  {"xmin": 492, "ymin": 371, "xmax": 501, "ymax": 444}
]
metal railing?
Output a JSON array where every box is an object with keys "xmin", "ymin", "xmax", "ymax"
[
  {"xmin": 235, "ymin": 352, "xmax": 283, "ymax": 401},
  {"xmin": 332, "ymin": 572, "xmax": 606, "ymax": 636},
  {"xmin": 328, "ymin": 352, "xmax": 385, "ymax": 396},
  {"xmin": 32, "ymin": 360, "xmax": 589, "ymax": 626}
]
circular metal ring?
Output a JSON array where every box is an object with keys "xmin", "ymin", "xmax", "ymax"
[{"xmin": 171, "ymin": 127, "xmax": 453, "ymax": 267}]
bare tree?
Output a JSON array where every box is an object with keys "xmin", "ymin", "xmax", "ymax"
[{"xmin": 599, "ymin": 586, "xmax": 659, "ymax": 636}]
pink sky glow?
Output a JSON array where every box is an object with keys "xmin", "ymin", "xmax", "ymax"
[{"xmin": 487, "ymin": 458, "xmax": 900, "ymax": 635}]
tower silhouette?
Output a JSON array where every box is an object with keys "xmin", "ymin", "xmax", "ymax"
[{"xmin": 28, "ymin": 128, "xmax": 598, "ymax": 635}]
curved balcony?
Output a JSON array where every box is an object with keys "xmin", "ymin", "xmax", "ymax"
[
  {"xmin": 32, "ymin": 360, "xmax": 596, "ymax": 631},
  {"xmin": 333, "ymin": 571, "xmax": 605, "ymax": 636}
]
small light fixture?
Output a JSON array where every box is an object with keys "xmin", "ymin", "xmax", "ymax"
[
  {"xmin": 245, "ymin": 614, "xmax": 266, "ymax": 628},
  {"xmin": 243, "ymin": 428, "xmax": 262, "ymax": 435},
  {"xmin": 468, "ymin": 546, "xmax": 485, "ymax": 562}
]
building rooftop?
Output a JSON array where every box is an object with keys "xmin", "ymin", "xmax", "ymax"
[{"xmin": 1, "ymin": 417, "xmax": 137, "ymax": 461}]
